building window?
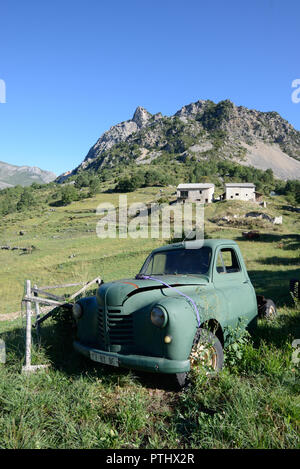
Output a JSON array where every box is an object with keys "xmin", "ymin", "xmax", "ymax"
[
  {"xmin": 235, "ymin": 193, "xmax": 239, "ymax": 196},
  {"xmin": 180, "ymin": 191, "xmax": 188, "ymax": 198}
]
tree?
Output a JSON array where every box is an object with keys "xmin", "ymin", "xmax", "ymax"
[
  {"xmin": 0, "ymin": 195, "xmax": 15, "ymax": 216},
  {"xmin": 284, "ymin": 180, "xmax": 300, "ymax": 205},
  {"xmin": 74, "ymin": 173, "xmax": 90, "ymax": 189},
  {"xmin": 88, "ymin": 176, "xmax": 100, "ymax": 196},
  {"xmin": 144, "ymin": 170, "xmax": 158, "ymax": 187},
  {"xmin": 16, "ymin": 188, "xmax": 35, "ymax": 211},
  {"xmin": 60, "ymin": 184, "xmax": 78, "ymax": 205},
  {"xmin": 116, "ymin": 172, "xmax": 144, "ymax": 192}
]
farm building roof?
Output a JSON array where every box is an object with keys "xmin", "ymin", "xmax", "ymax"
[
  {"xmin": 177, "ymin": 183, "xmax": 215, "ymax": 190},
  {"xmin": 225, "ymin": 183, "xmax": 255, "ymax": 188}
]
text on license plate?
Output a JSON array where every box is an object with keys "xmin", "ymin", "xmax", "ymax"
[{"xmin": 90, "ymin": 351, "xmax": 119, "ymax": 367}]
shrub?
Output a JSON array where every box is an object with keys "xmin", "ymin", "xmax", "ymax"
[
  {"xmin": 88, "ymin": 176, "xmax": 101, "ymax": 196},
  {"xmin": 60, "ymin": 185, "xmax": 78, "ymax": 205},
  {"xmin": 116, "ymin": 173, "xmax": 145, "ymax": 192},
  {"xmin": 74, "ymin": 173, "xmax": 91, "ymax": 189},
  {"xmin": 16, "ymin": 188, "xmax": 35, "ymax": 211},
  {"xmin": 223, "ymin": 320, "xmax": 251, "ymax": 370}
]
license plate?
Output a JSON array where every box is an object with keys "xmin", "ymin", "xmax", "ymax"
[{"xmin": 90, "ymin": 351, "xmax": 119, "ymax": 367}]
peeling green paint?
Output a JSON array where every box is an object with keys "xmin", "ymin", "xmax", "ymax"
[{"xmin": 74, "ymin": 240, "xmax": 258, "ymax": 374}]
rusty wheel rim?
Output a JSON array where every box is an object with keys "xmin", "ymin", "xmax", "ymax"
[
  {"xmin": 268, "ymin": 305, "xmax": 276, "ymax": 318},
  {"xmin": 190, "ymin": 341, "xmax": 218, "ymax": 372}
]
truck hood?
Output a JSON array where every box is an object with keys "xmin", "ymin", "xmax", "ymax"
[{"xmin": 96, "ymin": 275, "xmax": 209, "ymax": 307}]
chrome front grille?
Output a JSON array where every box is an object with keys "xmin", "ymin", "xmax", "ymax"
[
  {"xmin": 98, "ymin": 308, "xmax": 106, "ymax": 344},
  {"xmin": 98, "ymin": 307, "xmax": 134, "ymax": 347}
]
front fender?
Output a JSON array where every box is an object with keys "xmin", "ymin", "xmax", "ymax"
[
  {"xmin": 157, "ymin": 296, "xmax": 199, "ymax": 361},
  {"xmin": 76, "ymin": 296, "xmax": 99, "ymax": 346},
  {"xmin": 157, "ymin": 287, "xmax": 227, "ymax": 361}
]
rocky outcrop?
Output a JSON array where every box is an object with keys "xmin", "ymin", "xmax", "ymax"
[
  {"xmin": 175, "ymin": 100, "xmax": 207, "ymax": 118},
  {"xmin": 57, "ymin": 107, "xmax": 156, "ymax": 181},
  {"xmin": 132, "ymin": 106, "xmax": 152, "ymax": 127}
]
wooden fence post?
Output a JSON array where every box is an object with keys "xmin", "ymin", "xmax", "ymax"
[
  {"xmin": 22, "ymin": 280, "xmax": 49, "ymax": 374},
  {"xmin": 33, "ymin": 284, "xmax": 41, "ymax": 343},
  {"xmin": 21, "ymin": 276, "xmax": 101, "ymax": 373},
  {"xmin": 24, "ymin": 279, "xmax": 32, "ymax": 370}
]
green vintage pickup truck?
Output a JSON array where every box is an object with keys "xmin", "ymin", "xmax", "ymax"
[{"xmin": 73, "ymin": 239, "xmax": 276, "ymax": 386}]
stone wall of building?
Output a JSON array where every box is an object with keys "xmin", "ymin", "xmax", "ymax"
[{"xmin": 225, "ymin": 186, "xmax": 255, "ymax": 201}]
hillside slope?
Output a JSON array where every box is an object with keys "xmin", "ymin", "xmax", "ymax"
[
  {"xmin": 238, "ymin": 141, "xmax": 300, "ymax": 180},
  {"xmin": 0, "ymin": 183, "xmax": 299, "ymax": 449},
  {"xmin": 57, "ymin": 100, "xmax": 300, "ymax": 182},
  {"xmin": 0, "ymin": 161, "xmax": 56, "ymax": 189}
]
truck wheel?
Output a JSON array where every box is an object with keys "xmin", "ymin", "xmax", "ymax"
[
  {"xmin": 261, "ymin": 299, "xmax": 277, "ymax": 319},
  {"xmin": 174, "ymin": 328, "xmax": 224, "ymax": 389}
]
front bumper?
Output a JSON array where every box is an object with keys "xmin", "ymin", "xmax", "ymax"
[{"xmin": 73, "ymin": 340, "xmax": 190, "ymax": 374}]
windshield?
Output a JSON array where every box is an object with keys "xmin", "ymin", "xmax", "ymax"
[{"xmin": 140, "ymin": 247, "xmax": 212, "ymax": 276}]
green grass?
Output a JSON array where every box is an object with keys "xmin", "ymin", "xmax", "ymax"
[
  {"xmin": 0, "ymin": 187, "xmax": 299, "ymax": 448},
  {"xmin": 0, "ymin": 309, "xmax": 299, "ymax": 449}
]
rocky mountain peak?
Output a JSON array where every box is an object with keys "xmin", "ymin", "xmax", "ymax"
[
  {"xmin": 175, "ymin": 100, "xmax": 207, "ymax": 118},
  {"xmin": 56, "ymin": 98, "xmax": 300, "ymax": 182},
  {"xmin": 132, "ymin": 106, "xmax": 152, "ymax": 127}
]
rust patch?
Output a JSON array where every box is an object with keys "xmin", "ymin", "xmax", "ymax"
[{"xmin": 122, "ymin": 281, "xmax": 139, "ymax": 289}]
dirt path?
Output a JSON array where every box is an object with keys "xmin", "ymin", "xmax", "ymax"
[
  {"xmin": 0, "ymin": 312, "xmax": 21, "ymax": 321},
  {"xmin": 0, "ymin": 305, "xmax": 53, "ymax": 322}
]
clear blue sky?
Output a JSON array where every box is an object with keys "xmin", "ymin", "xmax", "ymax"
[{"xmin": 0, "ymin": 0, "xmax": 300, "ymax": 175}]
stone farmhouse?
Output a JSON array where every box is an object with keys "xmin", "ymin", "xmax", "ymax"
[
  {"xmin": 224, "ymin": 183, "xmax": 256, "ymax": 201},
  {"xmin": 176, "ymin": 182, "xmax": 262, "ymax": 204},
  {"xmin": 176, "ymin": 183, "xmax": 215, "ymax": 204}
]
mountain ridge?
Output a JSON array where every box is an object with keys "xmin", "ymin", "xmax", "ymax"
[
  {"xmin": 0, "ymin": 161, "xmax": 56, "ymax": 189},
  {"xmin": 57, "ymin": 99, "xmax": 300, "ymax": 182}
]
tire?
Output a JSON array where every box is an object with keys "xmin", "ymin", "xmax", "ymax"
[
  {"xmin": 290, "ymin": 279, "xmax": 300, "ymax": 300},
  {"xmin": 173, "ymin": 328, "xmax": 224, "ymax": 389},
  {"xmin": 261, "ymin": 299, "xmax": 277, "ymax": 319}
]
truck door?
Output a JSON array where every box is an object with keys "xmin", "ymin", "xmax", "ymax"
[{"xmin": 213, "ymin": 245, "xmax": 257, "ymax": 332}]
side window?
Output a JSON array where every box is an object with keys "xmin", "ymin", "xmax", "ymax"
[{"xmin": 216, "ymin": 248, "xmax": 240, "ymax": 274}]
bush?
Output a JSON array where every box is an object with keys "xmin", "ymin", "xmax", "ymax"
[
  {"xmin": 223, "ymin": 320, "xmax": 251, "ymax": 370},
  {"xmin": 116, "ymin": 173, "xmax": 145, "ymax": 192},
  {"xmin": 88, "ymin": 176, "xmax": 101, "ymax": 197},
  {"xmin": 74, "ymin": 173, "xmax": 91, "ymax": 189},
  {"xmin": 60, "ymin": 185, "xmax": 78, "ymax": 205},
  {"xmin": 16, "ymin": 188, "xmax": 35, "ymax": 211},
  {"xmin": 280, "ymin": 180, "xmax": 300, "ymax": 205}
]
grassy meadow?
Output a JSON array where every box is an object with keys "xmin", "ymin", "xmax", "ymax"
[{"xmin": 0, "ymin": 186, "xmax": 299, "ymax": 448}]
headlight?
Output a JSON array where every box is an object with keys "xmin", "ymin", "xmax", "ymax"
[
  {"xmin": 72, "ymin": 303, "xmax": 83, "ymax": 320},
  {"xmin": 150, "ymin": 306, "xmax": 168, "ymax": 328}
]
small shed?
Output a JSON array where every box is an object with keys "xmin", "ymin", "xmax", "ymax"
[
  {"xmin": 225, "ymin": 183, "xmax": 256, "ymax": 202},
  {"xmin": 176, "ymin": 183, "xmax": 215, "ymax": 204}
]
